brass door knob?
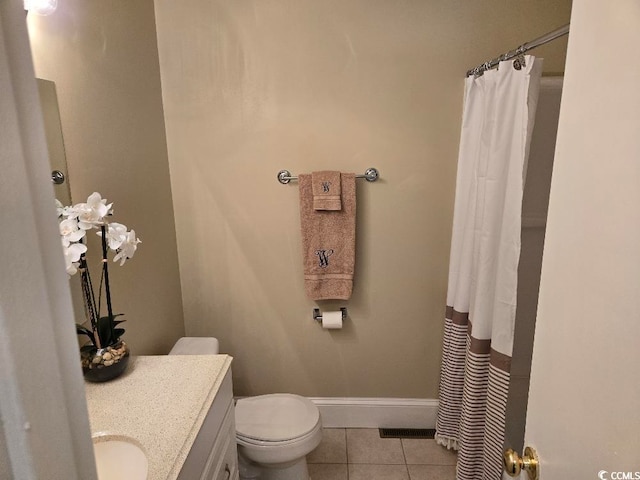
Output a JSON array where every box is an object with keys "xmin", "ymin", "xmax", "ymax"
[{"xmin": 504, "ymin": 446, "xmax": 539, "ymax": 480}]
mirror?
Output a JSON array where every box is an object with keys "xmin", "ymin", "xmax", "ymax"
[
  {"xmin": 36, "ymin": 78, "xmax": 71, "ymax": 204},
  {"xmin": 26, "ymin": 4, "xmax": 189, "ymax": 358},
  {"xmin": 35, "ymin": 77, "xmax": 87, "ymax": 331}
]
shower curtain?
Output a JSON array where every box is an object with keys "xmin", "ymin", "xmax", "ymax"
[{"xmin": 435, "ymin": 55, "xmax": 542, "ymax": 480}]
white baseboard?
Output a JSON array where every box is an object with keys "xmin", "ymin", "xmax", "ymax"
[{"xmin": 309, "ymin": 397, "xmax": 438, "ymax": 429}]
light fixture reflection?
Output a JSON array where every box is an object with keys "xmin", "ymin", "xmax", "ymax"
[{"xmin": 24, "ymin": 0, "xmax": 58, "ymax": 16}]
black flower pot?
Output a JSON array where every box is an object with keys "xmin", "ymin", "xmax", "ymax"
[{"xmin": 81, "ymin": 340, "xmax": 130, "ymax": 382}]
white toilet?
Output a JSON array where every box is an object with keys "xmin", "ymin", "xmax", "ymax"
[{"xmin": 169, "ymin": 337, "xmax": 322, "ymax": 480}]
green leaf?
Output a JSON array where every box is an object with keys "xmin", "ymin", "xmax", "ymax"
[
  {"xmin": 76, "ymin": 324, "xmax": 95, "ymax": 344},
  {"xmin": 80, "ymin": 344, "xmax": 97, "ymax": 354},
  {"xmin": 96, "ymin": 315, "xmax": 126, "ymax": 347}
]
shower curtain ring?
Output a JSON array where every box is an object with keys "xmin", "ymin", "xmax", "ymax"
[{"xmin": 513, "ymin": 45, "xmax": 527, "ymax": 70}]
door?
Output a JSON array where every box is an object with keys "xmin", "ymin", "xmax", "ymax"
[
  {"xmin": 512, "ymin": 2, "xmax": 640, "ymax": 478},
  {"xmin": 36, "ymin": 78, "xmax": 71, "ymax": 205}
]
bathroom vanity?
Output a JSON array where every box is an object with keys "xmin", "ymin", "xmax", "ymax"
[{"xmin": 85, "ymin": 355, "xmax": 238, "ymax": 480}]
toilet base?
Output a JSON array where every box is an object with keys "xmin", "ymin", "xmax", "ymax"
[{"xmin": 238, "ymin": 450, "xmax": 310, "ymax": 480}]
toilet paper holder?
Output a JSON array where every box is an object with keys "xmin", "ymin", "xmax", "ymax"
[{"xmin": 313, "ymin": 308, "xmax": 347, "ymax": 323}]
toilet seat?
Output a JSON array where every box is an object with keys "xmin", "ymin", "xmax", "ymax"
[
  {"xmin": 235, "ymin": 394, "xmax": 320, "ymax": 443},
  {"xmin": 236, "ymin": 417, "xmax": 322, "ymax": 448}
]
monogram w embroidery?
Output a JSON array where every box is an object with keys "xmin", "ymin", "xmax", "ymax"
[
  {"xmin": 322, "ymin": 181, "xmax": 331, "ymax": 193},
  {"xmin": 315, "ymin": 249, "xmax": 334, "ymax": 268}
]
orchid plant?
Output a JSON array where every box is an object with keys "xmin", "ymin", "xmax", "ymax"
[{"xmin": 57, "ymin": 192, "xmax": 141, "ymax": 350}]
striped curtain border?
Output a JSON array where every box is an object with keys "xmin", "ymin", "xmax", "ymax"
[{"xmin": 436, "ymin": 307, "xmax": 513, "ymax": 480}]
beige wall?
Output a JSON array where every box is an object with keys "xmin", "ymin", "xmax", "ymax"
[
  {"xmin": 27, "ymin": 0, "xmax": 185, "ymax": 354},
  {"xmin": 155, "ymin": 0, "xmax": 571, "ymax": 397}
]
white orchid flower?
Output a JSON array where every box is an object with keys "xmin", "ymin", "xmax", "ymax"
[
  {"xmin": 56, "ymin": 193, "xmax": 139, "ymax": 275},
  {"xmin": 98, "ymin": 222, "xmax": 128, "ymax": 250},
  {"xmin": 56, "ymin": 199, "xmax": 74, "ymax": 218},
  {"xmin": 55, "ymin": 199, "xmax": 65, "ymax": 218},
  {"xmin": 59, "ymin": 217, "xmax": 86, "ymax": 247},
  {"xmin": 113, "ymin": 230, "xmax": 141, "ymax": 266},
  {"xmin": 63, "ymin": 242, "xmax": 87, "ymax": 275},
  {"xmin": 74, "ymin": 192, "xmax": 113, "ymax": 230}
]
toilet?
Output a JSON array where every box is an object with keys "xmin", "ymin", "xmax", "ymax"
[{"xmin": 169, "ymin": 337, "xmax": 323, "ymax": 480}]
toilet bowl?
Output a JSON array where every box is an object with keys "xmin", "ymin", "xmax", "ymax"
[
  {"xmin": 235, "ymin": 393, "xmax": 322, "ymax": 480},
  {"xmin": 169, "ymin": 337, "xmax": 323, "ymax": 480}
]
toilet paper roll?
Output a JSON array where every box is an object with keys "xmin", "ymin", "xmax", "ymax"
[{"xmin": 322, "ymin": 311, "xmax": 343, "ymax": 329}]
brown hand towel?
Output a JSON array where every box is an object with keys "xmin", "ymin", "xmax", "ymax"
[
  {"xmin": 299, "ymin": 173, "xmax": 356, "ymax": 300},
  {"xmin": 312, "ymin": 171, "xmax": 342, "ymax": 211}
]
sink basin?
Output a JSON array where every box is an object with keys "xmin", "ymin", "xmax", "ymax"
[{"xmin": 93, "ymin": 434, "xmax": 148, "ymax": 480}]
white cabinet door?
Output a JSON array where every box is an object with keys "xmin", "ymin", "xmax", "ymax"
[
  {"xmin": 204, "ymin": 405, "xmax": 239, "ymax": 480},
  {"xmin": 179, "ymin": 370, "xmax": 239, "ymax": 480}
]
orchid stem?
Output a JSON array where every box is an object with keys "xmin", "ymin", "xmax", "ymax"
[
  {"xmin": 79, "ymin": 252, "xmax": 101, "ymax": 349},
  {"xmin": 100, "ymin": 225, "xmax": 115, "ymax": 344}
]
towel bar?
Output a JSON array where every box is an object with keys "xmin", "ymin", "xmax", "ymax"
[
  {"xmin": 313, "ymin": 308, "xmax": 347, "ymax": 323},
  {"xmin": 277, "ymin": 168, "xmax": 379, "ymax": 185}
]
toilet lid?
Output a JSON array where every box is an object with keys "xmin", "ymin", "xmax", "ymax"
[{"xmin": 235, "ymin": 394, "xmax": 320, "ymax": 442}]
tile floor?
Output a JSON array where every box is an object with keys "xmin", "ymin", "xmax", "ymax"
[{"xmin": 306, "ymin": 428, "xmax": 457, "ymax": 480}]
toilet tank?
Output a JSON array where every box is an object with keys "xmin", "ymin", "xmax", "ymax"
[{"xmin": 169, "ymin": 337, "xmax": 220, "ymax": 355}]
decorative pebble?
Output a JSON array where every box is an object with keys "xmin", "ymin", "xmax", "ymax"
[
  {"xmin": 103, "ymin": 360, "xmax": 114, "ymax": 367},
  {"xmin": 92, "ymin": 356, "xmax": 102, "ymax": 364},
  {"xmin": 103, "ymin": 352, "xmax": 113, "ymax": 361}
]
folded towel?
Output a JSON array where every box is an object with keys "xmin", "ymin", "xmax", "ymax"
[
  {"xmin": 299, "ymin": 173, "xmax": 356, "ymax": 300},
  {"xmin": 312, "ymin": 171, "xmax": 342, "ymax": 211}
]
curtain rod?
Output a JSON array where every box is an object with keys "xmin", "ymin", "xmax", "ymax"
[{"xmin": 466, "ymin": 24, "xmax": 570, "ymax": 78}]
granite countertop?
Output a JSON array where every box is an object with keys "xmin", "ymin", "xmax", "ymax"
[{"xmin": 85, "ymin": 354, "xmax": 232, "ymax": 480}]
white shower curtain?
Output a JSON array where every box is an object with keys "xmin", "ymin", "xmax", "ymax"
[{"xmin": 435, "ymin": 56, "xmax": 542, "ymax": 480}]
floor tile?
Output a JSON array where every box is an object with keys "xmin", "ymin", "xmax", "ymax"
[
  {"xmin": 346, "ymin": 428, "xmax": 405, "ymax": 464},
  {"xmin": 402, "ymin": 438, "xmax": 457, "ymax": 465},
  {"xmin": 308, "ymin": 463, "xmax": 348, "ymax": 480},
  {"xmin": 349, "ymin": 464, "xmax": 410, "ymax": 480},
  {"xmin": 407, "ymin": 464, "xmax": 457, "ymax": 480},
  {"xmin": 308, "ymin": 428, "xmax": 347, "ymax": 464}
]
